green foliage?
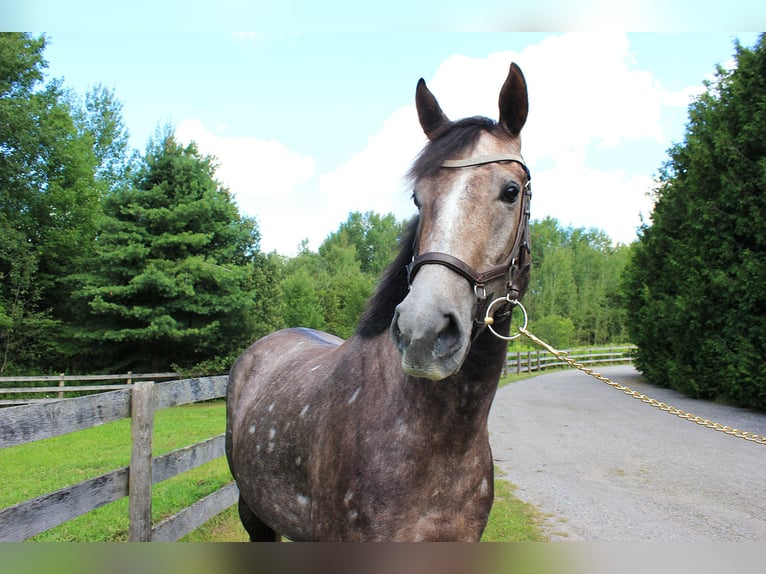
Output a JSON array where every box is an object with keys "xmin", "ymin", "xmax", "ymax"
[
  {"xmin": 321, "ymin": 211, "xmax": 404, "ymax": 276},
  {"xmin": 528, "ymin": 315, "xmax": 575, "ymax": 349},
  {"xmin": 281, "ymin": 266, "xmax": 328, "ymax": 331},
  {"xmin": 282, "ymin": 240, "xmax": 376, "ymax": 339},
  {"xmin": 524, "ymin": 217, "xmax": 631, "ymax": 347},
  {"xmin": 280, "ymin": 211, "xmax": 408, "ymax": 339},
  {"xmin": 0, "ymin": 33, "xmax": 103, "ymax": 373},
  {"xmin": 0, "ymin": 35, "xmax": 282, "ymax": 374},
  {"xmin": 71, "ymin": 129, "xmax": 267, "ymax": 372},
  {"xmin": 621, "ymin": 35, "xmax": 766, "ymax": 409}
]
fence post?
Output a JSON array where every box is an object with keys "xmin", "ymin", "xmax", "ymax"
[
  {"xmin": 129, "ymin": 381, "xmax": 155, "ymax": 542},
  {"xmin": 127, "ymin": 371, "xmax": 133, "ymax": 385},
  {"xmin": 516, "ymin": 351, "xmax": 521, "ymax": 374}
]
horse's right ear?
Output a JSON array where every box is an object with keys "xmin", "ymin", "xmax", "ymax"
[{"xmin": 416, "ymin": 78, "xmax": 450, "ymax": 140}]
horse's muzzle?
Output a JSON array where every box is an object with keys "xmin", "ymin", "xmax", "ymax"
[{"xmin": 390, "ymin": 278, "xmax": 472, "ymax": 381}]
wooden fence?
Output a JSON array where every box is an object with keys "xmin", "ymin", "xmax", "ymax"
[
  {"xmin": 505, "ymin": 345, "xmax": 636, "ymax": 376},
  {"xmin": 0, "ymin": 376, "xmax": 238, "ymax": 542},
  {"xmin": 0, "ymin": 372, "xmax": 180, "ymax": 405}
]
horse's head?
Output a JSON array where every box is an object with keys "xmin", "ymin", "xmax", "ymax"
[{"xmin": 391, "ymin": 63, "xmax": 531, "ymax": 381}]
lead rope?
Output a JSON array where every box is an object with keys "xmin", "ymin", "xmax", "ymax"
[{"xmin": 489, "ymin": 299, "xmax": 766, "ymax": 446}]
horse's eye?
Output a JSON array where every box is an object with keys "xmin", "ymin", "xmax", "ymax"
[
  {"xmin": 412, "ymin": 194, "xmax": 421, "ymax": 209},
  {"xmin": 501, "ymin": 183, "xmax": 520, "ymax": 204}
]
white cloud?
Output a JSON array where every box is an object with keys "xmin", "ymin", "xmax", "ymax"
[
  {"xmin": 176, "ymin": 119, "xmax": 315, "ymax": 204},
  {"xmin": 317, "ymin": 105, "xmax": 424, "ymax": 229},
  {"xmin": 534, "ymin": 167, "xmax": 655, "ymax": 245},
  {"xmin": 175, "ymin": 33, "xmax": 700, "ymax": 254},
  {"xmin": 389, "ymin": 32, "xmax": 693, "ymax": 244}
]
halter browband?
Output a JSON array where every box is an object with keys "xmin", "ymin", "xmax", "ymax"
[
  {"xmin": 440, "ymin": 153, "xmax": 526, "ymax": 169},
  {"xmin": 407, "ymin": 153, "xmax": 532, "ymax": 335}
]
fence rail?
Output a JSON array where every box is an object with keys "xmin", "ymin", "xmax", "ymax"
[
  {"xmin": 505, "ymin": 345, "xmax": 636, "ymax": 376},
  {"xmin": 0, "ymin": 372, "xmax": 179, "ymax": 405},
  {"xmin": 0, "ymin": 376, "xmax": 237, "ymax": 542}
]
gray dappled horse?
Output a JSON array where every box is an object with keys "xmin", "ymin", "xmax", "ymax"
[{"xmin": 226, "ymin": 63, "xmax": 532, "ymax": 541}]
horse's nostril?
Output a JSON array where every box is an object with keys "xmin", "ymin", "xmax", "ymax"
[
  {"xmin": 390, "ymin": 309, "xmax": 408, "ymax": 354},
  {"xmin": 434, "ymin": 314, "xmax": 463, "ymax": 359}
]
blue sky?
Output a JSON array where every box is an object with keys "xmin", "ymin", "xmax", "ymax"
[{"xmin": 3, "ymin": 4, "xmax": 763, "ymax": 253}]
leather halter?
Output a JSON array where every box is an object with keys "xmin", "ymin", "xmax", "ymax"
[{"xmin": 406, "ymin": 153, "xmax": 532, "ymax": 334}]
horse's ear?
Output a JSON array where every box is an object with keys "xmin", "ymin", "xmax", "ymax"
[
  {"xmin": 416, "ymin": 78, "xmax": 451, "ymax": 140},
  {"xmin": 498, "ymin": 62, "xmax": 528, "ymax": 136}
]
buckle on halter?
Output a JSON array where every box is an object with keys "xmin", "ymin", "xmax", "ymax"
[{"xmin": 474, "ymin": 283, "xmax": 487, "ymax": 300}]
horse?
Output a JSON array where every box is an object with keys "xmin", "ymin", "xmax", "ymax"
[{"xmin": 226, "ymin": 62, "xmax": 532, "ymax": 541}]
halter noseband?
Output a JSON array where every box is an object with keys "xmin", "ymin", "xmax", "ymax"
[{"xmin": 406, "ymin": 153, "xmax": 532, "ymax": 337}]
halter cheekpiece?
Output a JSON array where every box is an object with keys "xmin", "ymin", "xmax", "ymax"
[{"xmin": 406, "ymin": 153, "xmax": 532, "ymax": 339}]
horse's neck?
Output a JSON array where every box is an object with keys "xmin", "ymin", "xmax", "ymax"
[
  {"xmin": 389, "ymin": 329, "xmax": 507, "ymax": 440},
  {"xmin": 441, "ymin": 329, "xmax": 506, "ymax": 414}
]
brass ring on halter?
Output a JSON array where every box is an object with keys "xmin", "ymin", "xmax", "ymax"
[{"xmin": 483, "ymin": 297, "xmax": 528, "ymax": 341}]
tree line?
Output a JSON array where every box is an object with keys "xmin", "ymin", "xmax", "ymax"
[
  {"xmin": 7, "ymin": 32, "xmax": 764, "ymax": 409},
  {"xmin": 0, "ymin": 33, "xmax": 630, "ymax": 377}
]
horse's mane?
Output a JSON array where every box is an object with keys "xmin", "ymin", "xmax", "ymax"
[
  {"xmin": 356, "ymin": 116, "xmax": 500, "ymax": 339},
  {"xmin": 356, "ymin": 216, "xmax": 418, "ymax": 339}
]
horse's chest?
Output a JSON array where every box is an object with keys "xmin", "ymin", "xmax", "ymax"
[{"xmin": 309, "ymin": 430, "xmax": 493, "ymax": 541}]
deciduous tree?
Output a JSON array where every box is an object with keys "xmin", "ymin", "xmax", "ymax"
[{"xmin": 0, "ymin": 33, "xmax": 102, "ymax": 372}]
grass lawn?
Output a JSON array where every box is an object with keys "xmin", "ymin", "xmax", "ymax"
[
  {"xmin": 1, "ymin": 399, "xmax": 544, "ymax": 542},
  {"xmin": 0, "ymin": 401, "xmax": 233, "ymax": 541}
]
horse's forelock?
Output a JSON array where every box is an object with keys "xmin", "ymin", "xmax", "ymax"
[{"xmin": 406, "ymin": 117, "xmax": 500, "ymax": 183}]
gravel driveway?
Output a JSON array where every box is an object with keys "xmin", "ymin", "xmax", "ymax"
[{"xmin": 489, "ymin": 365, "xmax": 766, "ymax": 541}]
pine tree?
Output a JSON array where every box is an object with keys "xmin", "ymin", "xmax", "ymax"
[{"xmin": 73, "ymin": 128, "xmax": 264, "ymax": 372}]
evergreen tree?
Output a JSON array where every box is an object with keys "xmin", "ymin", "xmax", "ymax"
[
  {"xmin": 73, "ymin": 128, "xmax": 264, "ymax": 372},
  {"xmin": 622, "ymin": 35, "xmax": 766, "ymax": 408}
]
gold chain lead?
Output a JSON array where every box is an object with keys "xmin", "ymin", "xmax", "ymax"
[{"xmin": 518, "ymin": 327, "xmax": 766, "ymax": 446}]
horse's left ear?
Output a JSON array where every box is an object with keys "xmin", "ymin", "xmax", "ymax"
[{"xmin": 498, "ymin": 62, "xmax": 528, "ymax": 136}]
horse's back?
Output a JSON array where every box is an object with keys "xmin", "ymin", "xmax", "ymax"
[{"xmin": 229, "ymin": 327, "xmax": 341, "ymax": 390}]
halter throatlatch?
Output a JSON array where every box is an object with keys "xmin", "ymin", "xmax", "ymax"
[{"xmin": 406, "ymin": 153, "xmax": 532, "ymax": 339}]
